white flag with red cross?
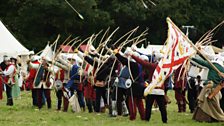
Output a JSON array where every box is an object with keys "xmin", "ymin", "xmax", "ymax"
[{"xmin": 144, "ymin": 17, "xmax": 196, "ymax": 96}]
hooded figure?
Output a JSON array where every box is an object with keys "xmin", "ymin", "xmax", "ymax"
[
  {"xmin": 191, "ymin": 55, "xmax": 224, "ymax": 112},
  {"xmin": 193, "ymin": 81, "xmax": 224, "ymax": 122}
]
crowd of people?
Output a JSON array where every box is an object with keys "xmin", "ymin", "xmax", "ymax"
[{"xmin": 0, "ymin": 45, "xmax": 224, "ymax": 123}]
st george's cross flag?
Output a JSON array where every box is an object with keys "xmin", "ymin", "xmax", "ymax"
[{"xmin": 144, "ymin": 17, "xmax": 196, "ymax": 96}]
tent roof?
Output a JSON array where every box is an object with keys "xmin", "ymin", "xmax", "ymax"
[{"xmin": 0, "ymin": 20, "xmax": 29, "ymax": 61}]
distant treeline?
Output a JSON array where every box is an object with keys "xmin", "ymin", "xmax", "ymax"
[{"xmin": 0, "ymin": 0, "xmax": 223, "ymax": 51}]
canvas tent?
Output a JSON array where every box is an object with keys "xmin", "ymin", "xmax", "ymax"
[{"xmin": 0, "ymin": 20, "xmax": 30, "ymax": 62}]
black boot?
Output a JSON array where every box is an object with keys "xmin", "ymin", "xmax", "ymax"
[
  {"xmin": 63, "ymin": 98, "xmax": 69, "ymax": 112},
  {"xmin": 6, "ymin": 99, "xmax": 10, "ymax": 106},
  {"xmin": 57, "ymin": 99, "xmax": 62, "ymax": 110},
  {"xmin": 177, "ymin": 103, "xmax": 181, "ymax": 112},
  {"xmin": 86, "ymin": 99, "xmax": 93, "ymax": 113},
  {"xmin": 7, "ymin": 98, "xmax": 13, "ymax": 106},
  {"xmin": 47, "ymin": 102, "xmax": 51, "ymax": 109}
]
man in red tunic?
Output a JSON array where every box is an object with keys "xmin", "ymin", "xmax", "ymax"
[
  {"xmin": 0, "ymin": 56, "xmax": 16, "ymax": 106},
  {"xmin": 55, "ymin": 68, "xmax": 69, "ymax": 111},
  {"xmin": 0, "ymin": 56, "xmax": 9, "ymax": 100},
  {"xmin": 24, "ymin": 56, "xmax": 40, "ymax": 106},
  {"xmin": 131, "ymin": 54, "xmax": 167, "ymax": 123},
  {"xmin": 174, "ymin": 65, "xmax": 187, "ymax": 112},
  {"xmin": 114, "ymin": 50, "xmax": 145, "ymax": 121},
  {"xmin": 83, "ymin": 63, "xmax": 96, "ymax": 113}
]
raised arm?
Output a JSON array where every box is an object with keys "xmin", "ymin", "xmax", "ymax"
[
  {"xmin": 84, "ymin": 56, "xmax": 99, "ymax": 68},
  {"xmin": 191, "ymin": 57, "xmax": 211, "ymax": 69},
  {"xmin": 131, "ymin": 55, "xmax": 150, "ymax": 67},
  {"xmin": 115, "ymin": 53, "xmax": 129, "ymax": 66}
]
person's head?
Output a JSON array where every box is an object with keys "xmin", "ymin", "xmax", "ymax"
[
  {"xmin": 206, "ymin": 81, "xmax": 214, "ymax": 88},
  {"xmin": 10, "ymin": 56, "xmax": 17, "ymax": 64},
  {"xmin": 68, "ymin": 58, "xmax": 76, "ymax": 65},
  {"xmin": 3, "ymin": 56, "xmax": 10, "ymax": 65},
  {"xmin": 196, "ymin": 75, "xmax": 201, "ymax": 81},
  {"xmin": 42, "ymin": 59, "xmax": 48, "ymax": 69}
]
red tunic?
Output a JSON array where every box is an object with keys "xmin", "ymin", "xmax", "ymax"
[
  {"xmin": 55, "ymin": 69, "xmax": 65, "ymax": 82},
  {"xmin": 174, "ymin": 66, "xmax": 187, "ymax": 90},
  {"xmin": 4, "ymin": 64, "xmax": 16, "ymax": 84},
  {"xmin": 131, "ymin": 55, "xmax": 167, "ymax": 90},
  {"xmin": 174, "ymin": 66, "xmax": 187, "ymax": 102},
  {"xmin": 131, "ymin": 55, "xmax": 157, "ymax": 83},
  {"xmin": 83, "ymin": 64, "xmax": 96, "ymax": 100},
  {"xmin": 26, "ymin": 61, "xmax": 40, "ymax": 89}
]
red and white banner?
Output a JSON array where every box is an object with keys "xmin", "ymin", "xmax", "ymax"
[{"xmin": 144, "ymin": 17, "xmax": 196, "ymax": 96}]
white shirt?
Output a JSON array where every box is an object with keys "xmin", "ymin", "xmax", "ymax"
[{"xmin": 3, "ymin": 65, "xmax": 15, "ymax": 76}]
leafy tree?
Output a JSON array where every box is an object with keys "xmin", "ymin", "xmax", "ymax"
[
  {"xmin": 1, "ymin": 0, "xmax": 114, "ymax": 51},
  {"xmin": 0, "ymin": 0, "xmax": 223, "ymax": 51}
]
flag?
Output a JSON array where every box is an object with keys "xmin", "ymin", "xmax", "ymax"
[
  {"xmin": 40, "ymin": 43, "xmax": 54, "ymax": 61},
  {"xmin": 144, "ymin": 17, "xmax": 196, "ymax": 96}
]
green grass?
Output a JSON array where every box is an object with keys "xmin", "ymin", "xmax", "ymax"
[{"xmin": 0, "ymin": 90, "xmax": 223, "ymax": 126}]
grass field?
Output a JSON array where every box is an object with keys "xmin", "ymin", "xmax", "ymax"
[{"xmin": 0, "ymin": 90, "xmax": 223, "ymax": 126}]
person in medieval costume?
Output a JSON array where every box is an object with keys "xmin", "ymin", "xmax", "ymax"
[
  {"xmin": 187, "ymin": 76, "xmax": 198, "ymax": 113},
  {"xmin": 83, "ymin": 63, "xmax": 96, "ymax": 113},
  {"xmin": 131, "ymin": 53, "xmax": 167, "ymax": 123},
  {"xmin": 110, "ymin": 62, "xmax": 129, "ymax": 117},
  {"xmin": 24, "ymin": 55, "xmax": 40, "ymax": 107},
  {"xmin": 79, "ymin": 51, "xmax": 118, "ymax": 113},
  {"xmin": 32, "ymin": 58, "xmax": 53, "ymax": 109},
  {"xmin": 195, "ymin": 75, "xmax": 203, "ymax": 96},
  {"xmin": 43, "ymin": 54, "xmax": 71, "ymax": 111},
  {"xmin": 0, "ymin": 56, "xmax": 16, "ymax": 106},
  {"xmin": 10, "ymin": 56, "xmax": 21, "ymax": 99},
  {"xmin": 62, "ymin": 56, "xmax": 86, "ymax": 112},
  {"xmin": 113, "ymin": 48, "xmax": 145, "ymax": 121},
  {"xmin": 55, "ymin": 68, "xmax": 67, "ymax": 111},
  {"xmin": 173, "ymin": 65, "xmax": 187, "ymax": 113},
  {"xmin": 191, "ymin": 54, "xmax": 224, "ymax": 112},
  {"xmin": 193, "ymin": 80, "xmax": 224, "ymax": 122},
  {"xmin": 0, "ymin": 55, "xmax": 9, "ymax": 100},
  {"xmin": 48, "ymin": 54, "xmax": 71, "ymax": 112}
]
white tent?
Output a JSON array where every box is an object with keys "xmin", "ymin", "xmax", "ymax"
[{"xmin": 0, "ymin": 20, "xmax": 30, "ymax": 62}]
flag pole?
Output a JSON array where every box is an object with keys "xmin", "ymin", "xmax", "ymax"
[{"xmin": 166, "ymin": 17, "xmax": 223, "ymax": 77}]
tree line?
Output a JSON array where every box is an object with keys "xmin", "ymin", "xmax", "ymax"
[{"xmin": 0, "ymin": 0, "xmax": 223, "ymax": 52}]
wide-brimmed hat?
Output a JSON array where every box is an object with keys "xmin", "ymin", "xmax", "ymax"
[{"xmin": 10, "ymin": 56, "xmax": 17, "ymax": 61}]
